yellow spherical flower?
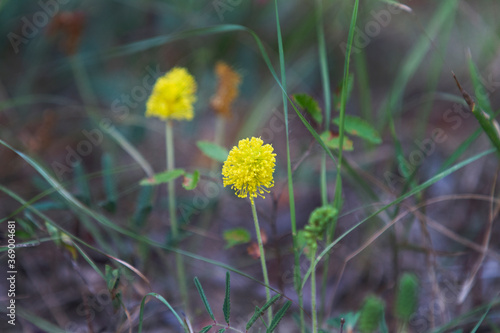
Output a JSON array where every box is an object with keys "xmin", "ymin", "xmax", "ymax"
[
  {"xmin": 145, "ymin": 67, "xmax": 197, "ymax": 121},
  {"xmin": 222, "ymin": 137, "xmax": 276, "ymax": 201}
]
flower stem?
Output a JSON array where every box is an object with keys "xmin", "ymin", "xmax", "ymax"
[
  {"xmin": 310, "ymin": 249, "xmax": 318, "ymax": 333},
  {"xmin": 250, "ymin": 199, "xmax": 272, "ymax": 323},
  {"xmin": 166, "ymin": 120, "xmax": 189, "ymax": 312}
]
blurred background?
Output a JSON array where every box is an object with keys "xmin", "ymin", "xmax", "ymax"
[{"xmin": 1, "ymin": 0, "xmax": 500, "ymax": 332}]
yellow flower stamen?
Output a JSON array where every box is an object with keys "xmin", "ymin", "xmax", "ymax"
[
  {"xmin": 145, "ymin": 67, "xmax": 197, "ymax": 121},
  {"xmin": 222, "ymin": 137, "xmax": 276, "ymax": 201}
]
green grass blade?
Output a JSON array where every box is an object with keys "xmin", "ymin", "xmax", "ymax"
[
  {"xmin": 438, "ymin": 128, "xmax": 482, "ymax": 172},
  {"xmin": 467, "ymin": 55, "xmax": 493, "ymax": 114},
  {"xmin": 378, "ymin": 0, "xmax": 458, "ymax": 128},
  {"xmin": 302, "ymin": 147, "xmax": 496, "ymax": 289},
  {"xmin": 273, "ymin": 0, "xmax": 302, "ymax": 327},
  {"xmin": 470, "ymin": 301, "xmax": 493, "ymax": 333},
  {"xmin": 266, "ymin": 300, "xmax": 292, "ymax": 333},
  {"xmin": 194, "ymin": 277, "xmax": 215, "ymax": 322},
  {"xmin": 223, "ymin": 272, "xmax": 231, "ymax": 325},
  {"xmin": 0, "ymin": 140, "xmax": 280, "ymax": 294},
  {"xmin": 138, "ymin": 292, "xmax": 189, "ymax": 333},
  {"xmin": 464, "ymin": 58, "xmax": 500, "ymax": 153},
  {"xmin": 17, "ymin": 309, "xmax": 67, "ymax": 333},
  {"xmin": 333, "ymin": 0, "xmax": 359, "ymax": 210}
]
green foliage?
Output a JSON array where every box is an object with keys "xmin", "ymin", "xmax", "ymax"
[
  {"xmin": 319, "ymin": 131, "xmax": 354, "ymax": 151},
  {"xmin": 395, "ymin": 273, "xmax": 419, "ymax": 321},
  {"xmin": 139, "ymin": 169, "xmax": 185, "ymax": 186},
  {"xmin": 266, "ymin": 301, "xmax": 292, "ymax": 333},
  {"xmin": 358, "ymin": 295, "xmax": 386, "ymax": 333},
  {"xmin": 223, "ymin": 272, "xmax": 231, "ymax": 325},
  {"xmin": 199, "ymin": 325, "xmax": 213, "ymax": 333},
  {"xmin": 293, "ymin": 93, "xmax": 323, "ymax": 125},
  {"xmin": 138, "ymin": 293, "xmax": 188, "ymax": 333},
  {"xmin": 223, "ymin": 228, "xmax": 251, "ymax": 248},
  {"xmin": 105, "ymin": 265, "xmax": 122, "ymax": 311},
  {"xmin": 182, "ymin": 170, "xmax": 200, "ymax": 190},
  {"xmin": 194, "ymin": 277, "xmax": 215, "ymax": 322},
  {"xmin": 303, "ymin": 205, "xmax": 338, "ymax": 254},
  {"xmin": 332, "ymin": 115, "xmax": 382, "ymax": 144},
  {"xmin": 197, "ymin": 141, "xmax": 230, "ymax": 163},
  {"xmin": 246, "ymin": 294, "xmax": 282, "ymax": 330},
  {"xmin": 463, "ymin": 58, "xmax": 500, "ymax": 154}
]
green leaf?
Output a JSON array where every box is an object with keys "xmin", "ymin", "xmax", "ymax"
[
  {"xmin": 105, "ymin": 265, "xmax": 120, "ymax": 293},
  {"xmin": 223, "ymin": 228, "xmax": 251, "ymax": 248},
  {"xmin": 266, "ymin": 300, "xmax": 291, "ymax": 333},
  {"xmin": 140, "ymin": 169, "xmax": 184, "ymax": 186},
  {"xmin": 216, "ymin": 329, "xmax": 225, "ymax": 333},
  {"xmin": 105, "ymin": 265, "xmax": 122, "ymax": 311},
  {"xmin": 194, "ymin": 277, "xmax": 215, "ymax": 321},
  {"xmin": 320, "ymin": 131, "xmax": 354, "ymax": 151},
  {"xmin": 199, "ymin": 325, "xmax": 213, "ymax": 333},
  {"xmin": 293, "ymin": 93, "xmax": 323, "ymax": 125},
  {"xmin": 246, "ymin": 306, "xmax": 262, "ymax": 331},
  {"xmin": 182, "ymin": 170, "xmax": 200, "ymax": 190},
  {"xmin": 395, "ymin": 273, "xmax": 419, "ymax": 321},
  {"xmin": 223, "ymin": 272, "xmax": 231, "ymax": 325},
  {"xmin": 197, "ymin": 141, "xmax": 229, "ymax": 163},
  {"xmin": 261, "ymin": 294, "xmax": 281, "ymax": 314},
  {"xmin": 332, "ymin": 115, "xmax": 382, "ymax": 144}
]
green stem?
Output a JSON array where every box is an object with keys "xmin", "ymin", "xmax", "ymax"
[
  {"xmin": 315, "ymin": 0, "xmax": 331, "ymax": 319},
  {"xmin": 273, "ymin": 0, "xmax": 302, "ymax": 330},
  {"xmin": 166, "ymin": 120, "xmax": 189, "ymax": 312},
  {"xmin": 320, "ymin": 153, "xmax": 328, "ymax": 205},
  {"xmin": 311, "ymin": 249, "xmax": 318, "ymax": 333},
  {"xmin": 250, "ymin": 199, "xmax": 272, "ymax": 323}
]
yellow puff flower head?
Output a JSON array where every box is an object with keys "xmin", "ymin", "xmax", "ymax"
[
  {"xmin": 145, "ymin": 67, "xmax": 197, "ymax": 121},
  {"xmin": 222, "ymin": 137, "xmax": 276, "ymax": 201}
]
